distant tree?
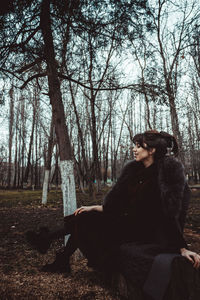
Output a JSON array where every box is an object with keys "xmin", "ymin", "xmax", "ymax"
[
  {"xmin": 0, "ymin": 145, "xmax": 7, "ymax": 186},
  {"xmin": 23, "ymin": 89, "xmax": 38, "ymax": 186},
  {"xmin": 7, "ymin": 86, "xmax": 14, "ymax": 188}
]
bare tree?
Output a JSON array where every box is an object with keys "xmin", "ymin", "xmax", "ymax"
[{"xmin": 40, "ymin": 0, "xmax": 77, "ymax": 215}]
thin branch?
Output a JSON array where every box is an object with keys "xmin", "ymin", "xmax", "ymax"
[
  {"xmin": 20, "ymin": 72, "xmax": 47, "ymax": 89},
  {"xmin": 58, "ymin": 72, "xmax": 162, "ymax": 93},
  {"xmin": 16, "ymin": 57, "xmax": 43, "ymax": 74}
]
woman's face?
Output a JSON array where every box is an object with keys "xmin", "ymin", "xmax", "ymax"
[{"xmin": 133, "ymin": 142, "xmax": 155, "ymax": 166}]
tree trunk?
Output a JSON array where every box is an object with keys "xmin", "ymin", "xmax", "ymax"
[
  {"xmin": 13, "ymin": 108, "xmax": 19, "ymax": 188},
  {"xmin": 40, "ymin": 0, "xmax": 77, "ymax": 215},
  {"xmin": 24, "ymin": 95, "xmax": 37, "ymax": 185},
  {"xmin": 17, "ymin": 125, "xmax": 21, "ymax": 188},
  {"xmin": 7, "ymin": 86, "xmax": 14, "ymax": 188},
  {"xmin": 42, "ymin": 119, "xmax": 54, "ymax": 205},
  {"xmin": 20, "ymin": 98, "xmax": 26, "ymax": 188},
  {"xmin": 69, "ymin": 81, "xmax": 90, "ymax": 191},
  {"xmin": 104, "ymin": 113, "xmax": 111, "ymax": 183},
  {"xmin": 34, "ymin": 116, "xmax": 38, "ymax": 189}
]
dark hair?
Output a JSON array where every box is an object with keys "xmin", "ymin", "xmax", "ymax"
[{"xmin": 132, "ymin": 130, "xmax": 179, "ymax": 160}]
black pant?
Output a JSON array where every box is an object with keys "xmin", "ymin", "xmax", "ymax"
[{"xmin": 51, "ymin": 211, "xmax": 124, "ymax": 270}]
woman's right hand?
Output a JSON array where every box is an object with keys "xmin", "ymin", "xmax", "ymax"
[
  {"xmin": 180, "ymin": 248, "xmax": 200, "ymax": 269},
  {"xmin": 74, "ymin": 205, "xmax": 103, "ymax": 216}
]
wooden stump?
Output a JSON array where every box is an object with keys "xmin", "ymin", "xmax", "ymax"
[{"xmin": 164, "ymin": 257, "xmax": 200, "ymax": 300}]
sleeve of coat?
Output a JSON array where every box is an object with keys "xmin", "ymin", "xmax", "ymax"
[{"xmin": 103, "ymin": 160, "xmax": 138, "ymax": 215}]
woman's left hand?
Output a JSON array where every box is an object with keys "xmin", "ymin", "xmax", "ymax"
[
  {"xmin": 74, "ymin": 205, "xmax": 103, "ymax": 216},
  {"xmin": 180, "ymin": 248, "xmax": 200, "ymax": 269},
  {"xmin": 74, "ymin": 206, "xmax": 93, "ymax": 216}
]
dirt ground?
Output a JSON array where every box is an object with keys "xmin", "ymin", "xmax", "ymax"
[{"xmin": 0, "ymin": 188, "xmax": 200, "ymax": 300}]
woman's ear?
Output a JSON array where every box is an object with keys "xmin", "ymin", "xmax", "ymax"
[{"xmin": 149, "ymin": 148, "xmax": 156, "ymax": 156}]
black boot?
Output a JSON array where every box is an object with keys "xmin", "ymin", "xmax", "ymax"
[
  {"xmin": 41, "ymin": 252, "xmax": 71, "ymax": 274},
  {"xmin": 25, "ymin": 227, "xmax": 51, "ymax": 254},
  {"xmin": 41, "ymin": 235, "xmax": 77, "ymax": 274}
]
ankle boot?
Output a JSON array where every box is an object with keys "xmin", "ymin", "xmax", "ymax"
[
  {"xmin": 25, "ymin": 227, "xmax": 51, "ymax": 254},
  {"xmin": 41, "ymin": 252, "xmax": 71, "ymax": 274}
]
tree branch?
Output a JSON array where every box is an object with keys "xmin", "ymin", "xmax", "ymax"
[
  {"xmin": 16, "ymin": 57, "xmax": 43, "ymax": 74},
  {"xmin": 20, "ymin": 72, "xmax": 47, "ymax": 89}
]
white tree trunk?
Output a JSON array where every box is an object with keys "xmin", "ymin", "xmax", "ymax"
[
  {"xmin": 42, "ymin": 169, "xmax": 50, "ymax": 205},
  {"xmin": 60, "ymin": 160, "xmax": 77, "ymax": 216},
  {"xmin": 60, "ymin": 160, "xmax": 77, "ymax": 245}
]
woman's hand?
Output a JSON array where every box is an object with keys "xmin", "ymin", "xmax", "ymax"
[
  {"xmin": 180, "ymin": 248, "xmax": 200, "ymax": 269},
  {"xmin": 74, "ymin": 205, "xmax": 103, "ymax": 216}
]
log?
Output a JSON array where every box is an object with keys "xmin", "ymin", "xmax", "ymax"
[{"xmin": 111, "ymin": 257, "xmax": 200, "ymax": 300}]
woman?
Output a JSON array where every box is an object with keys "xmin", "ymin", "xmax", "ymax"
[{"xmin": 26, "ymin": 130, "xmax": 200, "ymax": 299}]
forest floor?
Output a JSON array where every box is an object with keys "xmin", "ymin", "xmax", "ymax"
[{"xmin": 0, "ymin": 187, "xmax": 200, "ymax": 300}]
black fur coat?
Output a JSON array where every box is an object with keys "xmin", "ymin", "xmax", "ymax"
[{"xmin": 103, "ymin": 156, "xmax": 190, "ymax": 250}]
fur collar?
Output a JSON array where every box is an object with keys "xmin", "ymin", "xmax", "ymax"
[{"xmin": 156, "ymin": 156, "xmax": 187, "ymax": 217}]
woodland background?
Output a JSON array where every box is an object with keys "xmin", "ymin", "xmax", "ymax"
[
  {"xmin": 0, "ymin": 1, "xmax": 200, "ymax": 299},
  {"xmin": 0, "ymin": 0, "xmax": 200, "ymax": 196}
]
